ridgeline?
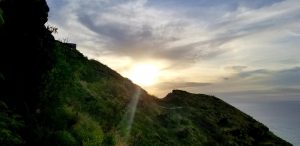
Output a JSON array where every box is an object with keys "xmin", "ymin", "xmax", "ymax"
[{"xmin": 0, "ymin": 0, "xmax": 292, "ymax": 145}]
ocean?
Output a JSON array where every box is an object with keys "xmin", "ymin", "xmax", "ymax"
[{"xmin": 223, "ymin": 98, "xmax": 300, "ymax": 146}]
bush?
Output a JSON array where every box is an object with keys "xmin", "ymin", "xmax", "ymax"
[
  {"xmin": 52, "ymin": 130, "xmax": 78, "ymax": 146},
  {"xmin": 72, "ymin": 114, "xmax": 104, "ymax": 146},
  {"xmin": 0, "ymin": 101, "xmax": 24, "ymax": 146}
]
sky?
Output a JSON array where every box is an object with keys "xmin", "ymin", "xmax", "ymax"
[{"xmin": 47, "ymin": 0, "xmax": 300, "ymax": 99}]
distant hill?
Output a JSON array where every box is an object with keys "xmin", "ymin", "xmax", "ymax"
[{"xmin": 0, "ymin": 0, "xmax": 292, "ymax": 145}]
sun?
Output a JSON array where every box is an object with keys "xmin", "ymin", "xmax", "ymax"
[{"xmin": 126, "ymin": 63, "xmax": 160, "ymax": 86}]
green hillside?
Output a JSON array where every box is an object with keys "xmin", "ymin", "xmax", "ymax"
[{"xmin": 0, "ymin": 0, "xmax": 292, "ymax": 145}]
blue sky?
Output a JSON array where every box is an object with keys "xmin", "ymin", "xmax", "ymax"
[{"xmin": 47, "ymin": 0, "xmax": 300, "ymax": 98}]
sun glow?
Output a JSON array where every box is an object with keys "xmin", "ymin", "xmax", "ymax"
[{"xmin": 126, "ymin": 63, "xmax": 160, "ymax": 86}]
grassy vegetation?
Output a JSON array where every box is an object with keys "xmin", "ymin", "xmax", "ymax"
[
  {"xmin": 6, "ymin": 41, "xmax": 286, "ymax": 146},
  {"xmin": 0, "ymin": 40, "xmax": 292, "ymax": 145}
]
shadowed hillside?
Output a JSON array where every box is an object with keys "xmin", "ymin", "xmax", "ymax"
[{"xmin": 0, "ymin": 0, "xmax": 292, "ymax": 145}]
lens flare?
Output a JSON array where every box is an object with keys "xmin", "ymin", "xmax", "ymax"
[{"xmin": 116, "ymin": 87, "xmax": 141, "ymax": 145}]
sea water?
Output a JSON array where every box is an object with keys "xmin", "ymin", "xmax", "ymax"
[{"xmin": 225, "ymin": 98, "xmax": 300, "ymax": 146}]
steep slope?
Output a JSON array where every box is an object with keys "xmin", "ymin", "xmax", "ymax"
[
  {"xmin": 152, "ymin": 90, "xmax": 291, "ymax": 146},
  {"xmin": 0, "ymin": 0, "xmax": 292, "ymax": 146},
  {"xmin": 15, "ymin": 40, "xmax": 290, "ymax": 146},
  {"xmin": 29, "ymin": 41, "xmax": 293, "ymax": 146}
]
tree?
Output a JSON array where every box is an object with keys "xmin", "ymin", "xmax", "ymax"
[{"xmin": 46, "ymin": 25, "xmax": 58, "ymax": 34}]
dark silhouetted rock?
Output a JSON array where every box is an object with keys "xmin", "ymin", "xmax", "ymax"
[{"xmin": 0, "ymin": 0, "xmax": 54, "ymax": 123}]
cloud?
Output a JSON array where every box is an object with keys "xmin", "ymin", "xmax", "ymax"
[
  {"xmin": 48, "ymin": 0, "xmax": 300, "ymax": 65},
  {"xmin": 224, "ymin": 65, "xmax": 248, "ymax": 72},
  {"xmin": 233, "ymin": 67, "xmax": 300, "ymax": 87},
  {"xmin": 71, "ymin": 1, "xmax": 189, "ymax": 60},
  {"xmin": 217, "ymin": 67, "xmax": 300, "ymax": 92},
  {"xmin": 147, "ymin": 0, "xmax": 284, "ymax": 10},
  {"xmin": 47, "ymin": 0, "xmax": 300, "ymax": 97},
  {"xmin": 237, "ymin": 69, "xmax": 270, "ymax": 78},
  {"xmin": 266, "ymin": 67, "xmax": 300, "ymax": 87},
  {"xmin": 167, "ymin": 67, "xmax": 300, "ymax": 100},
  {"xmin": 156, "ymin": 82, "xmax": 211, "ymax": 90}
]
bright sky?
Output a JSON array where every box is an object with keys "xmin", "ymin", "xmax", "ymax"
[{"xmin": 47, "ymin": 0, "xmax": 300, "ymax": 99}]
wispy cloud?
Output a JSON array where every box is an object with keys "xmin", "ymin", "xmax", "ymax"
[
  {"xmin": 48, "ymin": 0, "xmax": 300, "ymax": 62},
  {"xmin": 212, "ymin": 67, "xmax": 300, "ymax": 93},
  {"xmin": 155, "ymin": 82, "xmax": 211, "ymax": 90},
  {"xmin": 224, "ymin": 65, "xmax": 248, "ymax": 72},
  {"xmin": 47, "ymin": 0, "xmax": 300, "ymax": 97}
]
